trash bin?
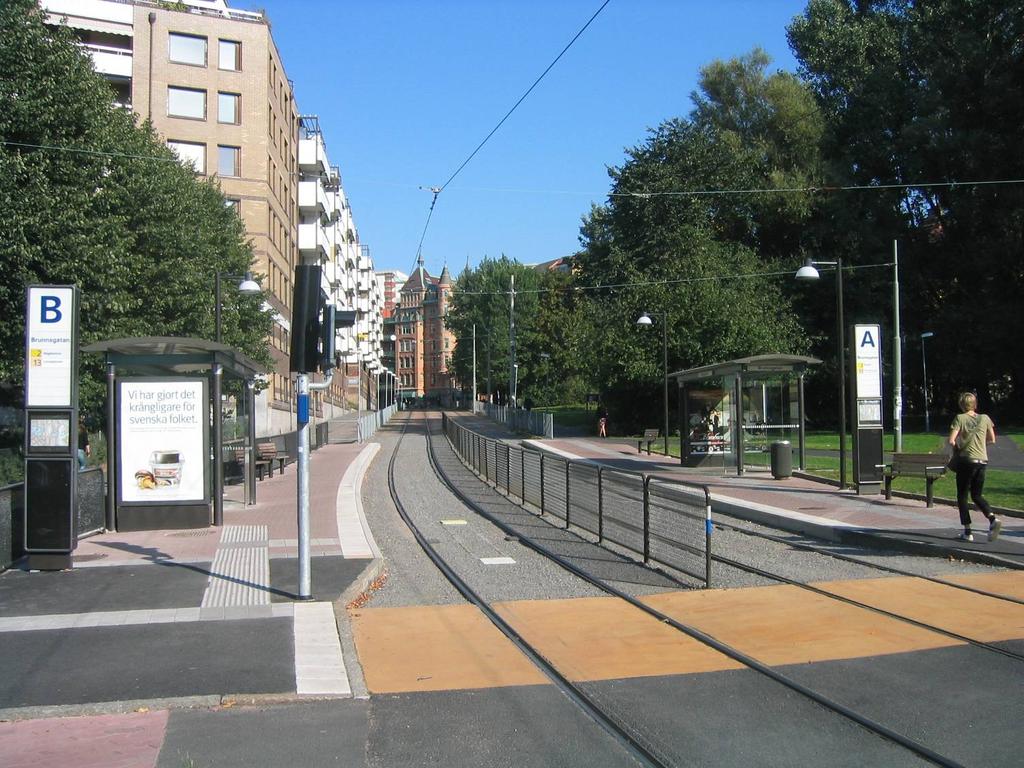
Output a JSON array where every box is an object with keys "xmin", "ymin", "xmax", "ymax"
[{"xmin": 770, "ymin": 441, "xmax": 792, "ymax": 479}]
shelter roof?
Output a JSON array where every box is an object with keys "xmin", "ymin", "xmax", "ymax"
[
  {"xmin": 668, "ymin": 354, "xmax": 821, "ymax": 384},
  {"xmin": 81, "ymin": 337, "xmax": 268, "ymax": 380}
]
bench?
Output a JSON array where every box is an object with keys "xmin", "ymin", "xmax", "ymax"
[
  {"xmin": 256, "ymin": 442, "xmax": 289, "ymax": 479},
  {"xmin": 882, "ymin": 452, "xmax": 947, "ymax": 507},
  {"xmin": 233, "ymin": 446, "xmax": 272, "ymax": 481},
  {"xmin": 638, "ymin": 429, "xmax": 661, "ymax": 455}
]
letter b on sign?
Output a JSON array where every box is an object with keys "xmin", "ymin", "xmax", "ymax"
[{"xmin": 40, "ymin": 295, "xmax": 62, "ymax": 323}]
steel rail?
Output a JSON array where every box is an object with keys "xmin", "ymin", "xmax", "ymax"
[
  {"xmin": 713, "ymin": 517, "xmax": 1024, "ymax": 606},
  {"xmin": 430, "ymin": 414, "xmax": 967, "ymax": 768},
  {"xmin": 387, "ymin": 412, "xmax": 671, "ymax": 768}
]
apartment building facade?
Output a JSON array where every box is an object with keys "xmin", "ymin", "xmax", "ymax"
[
  {"xmin": 393, "ymin": 260, "xmax": 457, "ymax": 406},
  {"xmin": 41, "ymin": 0, "xmax": 385, "ymax": 433}
]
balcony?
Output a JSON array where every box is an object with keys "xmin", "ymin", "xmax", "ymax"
[
  {"xmin": 297, "ymin": 222, "xmax": 328, "ymax": 261},
  {"xmin": 298, "ymin": 133, "xmax": 328, "ymax": 176},
  {"xmin": 86, "ymin": 43, "xmax": 132, "ymax": 78},
  {"xmin": 298, "ymin": 180, "xmax": 329, "ymax": 216}
]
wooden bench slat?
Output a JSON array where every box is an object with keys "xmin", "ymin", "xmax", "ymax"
[
  {"xmin": 638, "ymin": 429, "xmax": 661, "ymax": 455},
  {"xmin": 883, "ymin": 452, "xmax": 947, "ymax": 508}
]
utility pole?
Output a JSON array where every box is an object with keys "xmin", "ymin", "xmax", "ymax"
[
  {"xmin": 296, "ymin": 369, "xmax": 333, "ymax": 599},
  {"xmin": 472, "ymin": 324, "xmax": 477, "ymax": 412},
  {"xmin": 893, "ymin": 240, "xmax": 902, "ymax": 453},
  {"xmin": 509, "ymin": 274, "xmax": 517, "ymax": 406}
]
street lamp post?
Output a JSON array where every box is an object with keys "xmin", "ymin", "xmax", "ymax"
[
  {"xmin": 796, "ymin": 258, "xmax": 847, "ymax": 488},
  {"xmin": 921, "ymin": 331, "xmax": 935, "ymax": 432},
  {"xmin": 636, "ymin": 312, "xmax": 669, "ymax": 457},
  {"xmin": 214, "ymin": 271, "xmax": 261, "ymax": 344}
]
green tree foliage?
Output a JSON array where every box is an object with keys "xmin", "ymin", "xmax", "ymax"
[
  {"xmin": 447, "ymin": 257, "xmax": 591, "ymax": 408},
  {"xmin": 0, "ymin": 0, "xmax": 272, "ymax": 420},
  {"xmin": 789, "ymin": 0, "xmax": 1024, "ymax": 418},
  {"xmin": 447, "ymin": 256, "xmax": 537, "ymax": 404},
  {"xmin": 690, "ymin": 47, "xmax": 826, "ymax": 260},
  {"xmin": 574, "ymin": 52, "xmax": 815, "ymax": 431}
]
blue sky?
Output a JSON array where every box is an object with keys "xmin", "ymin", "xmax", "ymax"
[{"xmin": 232, "ymin": 0, "xmax": 808, "ymax": 276}]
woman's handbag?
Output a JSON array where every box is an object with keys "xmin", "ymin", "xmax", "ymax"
[{"xmin": 947, "ymin": 446, "xmax": 962, "ymax": 472}]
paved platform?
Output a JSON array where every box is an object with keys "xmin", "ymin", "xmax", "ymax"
[
  {"xmin": 520, "ymin": 434, "xmax": 1024, "ymax": 567},
  {"xmin": 0, "ymin": 440, "xmax": 381, "ymax": 721}
]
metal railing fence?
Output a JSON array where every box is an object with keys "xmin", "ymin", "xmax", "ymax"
[
  {"xmin": 357, "ymin": 404, "xmax": 398, "ymax": 442},
  {"xmin": 478, "ymin": 402, "xmax": 554, "ymax": 439},
  {"xmin": 443, "ymin": 414, "xmax": 713, "ymax": 587}
]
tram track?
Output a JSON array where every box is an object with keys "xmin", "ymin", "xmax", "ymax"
[
  {"xmin": 387, "ymin": 412, "xmax": 670, "ymax": 768},
  {"xmin": 711, "ymin": 516, "xmax": 1024, "ymax": 607},
  {"xmin": 388, "ymin": 412, "xmax": 988, "ymax": 768}
]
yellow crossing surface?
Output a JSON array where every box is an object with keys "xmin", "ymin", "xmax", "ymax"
[
  {"xmin": 351, "ymin": 575, "xmax": 1024, "ymax": 694},
  {"xmin": 942, "ymin": 570, "xmax": 1024, "ymax": 601},
  {"xmin": 817, "ymin": 573, "xmax": 1024, "ymax": 643},
  {"xmin": 351, "ymin": 604, "xmax": 549, "ymax": 693}
]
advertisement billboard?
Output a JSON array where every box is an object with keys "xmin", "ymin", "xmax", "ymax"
[{"xmin": 118, "ymin": 378, "xmax": 208, "ymax": 504}]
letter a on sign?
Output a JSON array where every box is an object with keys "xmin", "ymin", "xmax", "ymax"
[{"xmin": 854, "ymin": 323, "xmax": 882, "ymax": 399}]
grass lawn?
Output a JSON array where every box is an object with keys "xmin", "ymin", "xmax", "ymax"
[
  {"xmin": 535, "ymin": 413, "xmax": 1023, "ymax": 510},
  {"xmin": 533, "ymin": 404, "xmax": 596, "ymax": 431},
  {"xmin": 798, "ymin": 455, "xmax": 1023, "ymax": 511}
]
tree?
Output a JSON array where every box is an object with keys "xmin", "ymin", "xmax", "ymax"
[
  {"xmin": 789, "ymin": 0, "xmax": 1024, "ymax": 419},
  {"xmin": 446, "ymin": 256, "xmax": 540, "ymax": 405},
  {"xmin": 690, "ymin": 47, "xmax": 826, "ymax": 261},
  {"xmin": 574, "ymin": 56, "xmax": 815, "ymax": 431},
  {"xmin": 0, "ymin": 0, "xmax": 272, "ymax": 421}
]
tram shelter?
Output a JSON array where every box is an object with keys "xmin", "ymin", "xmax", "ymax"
[
  {"xmin": 670, "ymin": 354, "xmax": 820, "ymax": 475},
  {"xmin": 83, "ymin": 337, "xmax": 268, "ymax": 532}
]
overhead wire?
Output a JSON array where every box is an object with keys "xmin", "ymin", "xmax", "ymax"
[
  {"xmin": 6, "ymin": 140, "xmax": 1023, "ymax": 199},
  {"xmin": 408, "ymin": 0, "xmax": 613, "ymax": 272},
  {"xmin": 454, "ymin": 261, "xmax": 892, "ymax": 297}
]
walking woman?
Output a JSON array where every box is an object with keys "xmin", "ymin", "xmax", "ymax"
[{"xmin": 948, "ymin": 392, "xmax": 1001, "ymax": 542}]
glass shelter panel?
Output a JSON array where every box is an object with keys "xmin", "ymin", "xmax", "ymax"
[
  {"xmin": 683, "ymin": 384, "xmax": 734, "ymax": 474},
  {"xmin": 739, "ymin": 376, "xmax": 799, "ymax": 472}
]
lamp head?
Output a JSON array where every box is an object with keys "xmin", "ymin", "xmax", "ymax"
[
  {"xmin": 237, "ymin": 272, "xmax": 261, "ymax": 294},
  {"xmin": 921, "ymin": 331, "xmax": 935, "ymax": 340},
  {"xmin": 636, "ymin": 313, "xmax": 654, "ymax": 327},
  {"xmin": 795, "ymin": 260, "xmax": 820, "ymax": 281}
]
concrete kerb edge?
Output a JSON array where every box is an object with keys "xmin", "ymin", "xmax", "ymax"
[
  {"xmin": 332, "ymin": 441, "xmax": 382, "ymax": 701},
  {"xmin": 334, "ymin": 440, "xmax": 384, "ymax": 606}
]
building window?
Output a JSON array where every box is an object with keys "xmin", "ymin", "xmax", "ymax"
[
  {"xmin": 224, "ymin": 198, "xmax": 240, "ymax": 214},
  {"xmin": 219, "ymin": 39, "xmax": 241, "ymax": 71},
  {"xmin": 218, "ymin": 92, "xmax": 240, "ymax": 124},
  {"xmin": 168, "ymin": 33, "xmax": 207, "ymax": 66},
  {"xmin": 167, "ymin": 86, "xmax": 206, "ymax": 119},
  {"xmin": 218, "ymin": 145, "xmax": 240, "ymax": 177},
  {"xmin": 167, "ymin": 140, "xmax": 205, "ymax": 174}
]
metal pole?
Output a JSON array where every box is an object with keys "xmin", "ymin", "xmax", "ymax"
[
  {"xmin": 893, "ymin": 241, "xmax": 902, "ymax": 453},
  {"xmin": 296, "ymin": 373, "xmax": 311, "ymax": 598},
  {"xmin": 509, "ymin": 274, "xmax": 516, "ymax": 406},
  {"xmin": 246, "ymin": 378, "xmax": 256, "ymax": 505},
  {"xmin": 214, "ymin": 271, "xmax": 222, "ymax": 344},
  {"xmin": 105, "ymin": 360, "xmax": 117, "ymax": 532},
  {"xmin": 662, "ymin": 316, "xmax": 669, "ymax": 457},
  {"xmin": 836, "ymin": 258, "xmax": 847, "ymax": 489},
  {"xmin": 922, "ymin": 335, "xmax": 931, "ymax": 433},
  {"xmin": 212, "ymin": 362, "xmax": 223, "ymax": 526},
  {"xmin": 472, "ymin": 324, "xmax": 477, "ymax": 412}
]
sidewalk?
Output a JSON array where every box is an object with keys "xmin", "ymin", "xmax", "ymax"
[
  {"xmin": 0, "ymin": 440, "xmax": 382, "ymax": 765},
  {"xmin": 524, "ymin": 435, "xmax": 1024, "ymax": 568}
]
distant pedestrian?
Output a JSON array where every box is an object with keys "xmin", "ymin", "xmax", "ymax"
[
  {"xmin": 77, "ymin": 419, "xmax": 91, "ymax": 470},
  {"xmin": 948, "ymin": 392, "xmax": 1000, "ymax": 542},
  {"xmin": 598, "ymin": 407, "xmax": 608, "ymax": 438}
]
